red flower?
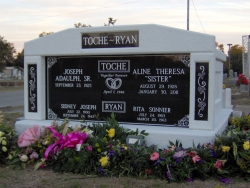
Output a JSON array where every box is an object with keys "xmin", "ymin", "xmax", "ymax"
[
  {"xmin": 236, "ymin": 74, "xmax": 249, "ymax": 85},
  {"xmin": 145, "ymin": 169, "xmax": 152, "ymax": 175}
]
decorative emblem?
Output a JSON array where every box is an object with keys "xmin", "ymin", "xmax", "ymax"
[
  {"xmin": 175, "ymin": 114, "xmax": 189, "ymax": 127},
  {"xmin": 105, "ymin": 78, "xmax": 122, "ymax": 90},
  {"xmin": 179, "ymin": 55, "xmax": 190, "ymax": 67},
  {"xmin": 47, "ymin": 57, "xmax": 57, "ymax": 68},
  {"xmin": 48, "ymin": 108, "xmax": 57, "ymax": 120}
]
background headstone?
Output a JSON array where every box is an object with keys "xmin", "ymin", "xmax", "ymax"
[
  {"xmin": 229, "ymin": 70, "xmax": 234, "ymax": 78},
  {"xmin": 234, "ymin": 72, "xmax": 238, "ymax": 78},
  {"xmin": 223, "ymin": 73, "xmax": 227, "ymax": 79},
  {"xmin": 18, "ymin": 70, "xmax": 22, "ymax": 80}
]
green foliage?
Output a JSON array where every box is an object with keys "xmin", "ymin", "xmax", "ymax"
[
  {"xmin": 230, "ymin": 44, "xmax": 243, "ymax": 74},
  {"xmin": 13, "ymin": 49, "xmax": 24, "ymax": 68},
  {"xmin": 0, "ymin": 36, "xmax": 16, "ymax": 71}
]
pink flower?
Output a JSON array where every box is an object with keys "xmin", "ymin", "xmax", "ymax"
[
  {"xmin": 29, "ymin": 151, "xmax": 39, "ymax": 160},
  {"xmin": 214, "ymin": 160, "xmax": 226, "ymax": 170},
  {"xmin": 187, "ymin": 151, "xmax": 197, "ymax": 157},
  {"xmin": 150, "ymin": 152, "xmax": 159, "ymax": 161},
  {"xmin": 18, "ymin": 125, "xmax": 41, "ymax": 147},
  {"xmin": 192, "ymin": 155, "xmax": 201, "ymax": 163},
  {"xmin": 86, "ymin": 145, "xmax": 92, "ymax": 151}
]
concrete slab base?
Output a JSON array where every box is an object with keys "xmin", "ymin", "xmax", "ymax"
[{"xmin": 15, "ymin": 109, "xmax": 232, "ymax": 149}]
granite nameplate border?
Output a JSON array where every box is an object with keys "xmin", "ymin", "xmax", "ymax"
[
  {"xmin": 28, "ymin": 64, "xmax": 37, "ymax": 112},
  {"xmin": 82, "ymin": 31, "xmax": 139, "ymax": 49},
  {"xmin": 46, "ymin": 54, "xmax": 190, "ymax": 127},
  {"xmin": 195, "ymin": 63, "xmax": 209, "ymax": 121}
]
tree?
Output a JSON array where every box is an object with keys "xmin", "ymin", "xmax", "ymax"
[
  {"xmin": 0, "ymin": 36, "xmax": 16, "ymax": 72},
  {"xmin": 74, "ymin": 23, "xmax": 91, "ymax": 28},
  {"xmin": 215, "ymin": 42, "xmax": 224, "ymax": 52},
  {"xmin": 13, "ymin": 49, "xmax": 24, "ymax": 69},
  {"xmin": 230, "ymin": 44, "xmax": 243, "ymax": 74},
  {"xmin": 39, "ymin": 32, "xmax": 54, "ymax": 37}
]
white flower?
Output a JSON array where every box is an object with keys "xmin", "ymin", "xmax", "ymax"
[
  {"xmin": 83, "ymin": 128, "xmax": 93, "ymax": 137},
  {"xmin": 20, "ymin": 155, "xmax": 28, "ymax": 162}
]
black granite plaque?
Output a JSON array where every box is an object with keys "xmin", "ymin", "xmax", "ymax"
[
  {"xmin": 46, "ymin": 55, "xmax": 190, "ymax": 126},
  {"xmin": 195, "ymin": 63, "xmax": 209, "ymax": 121},
  {"xmin": 28, "ymin": 64, "xmax": 37, "ymax": 112},
  {"xmin": 82, "ymin": 31, "xmax": 139, "ymax": 49}
]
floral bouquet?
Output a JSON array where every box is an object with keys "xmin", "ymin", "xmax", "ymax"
[{"xmin": 236, "ymin": 74, "xmax": 249, "ymax": 86}]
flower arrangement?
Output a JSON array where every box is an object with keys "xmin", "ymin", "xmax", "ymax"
[
  {"xmin": 1, "ymin": 112, "xmax": 250, "ymax": 183},
  {"xmin": 236, "ymin": 74, "xmax": 249, "ymax": 86}
]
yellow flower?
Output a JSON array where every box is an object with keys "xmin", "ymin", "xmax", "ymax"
[
  {"xmin": 122, "ymin": 144, "xmax": 128, "ymax": 150},
  {"xmin": 222, "ymin": 84, "xmax": 226, "ymax": 89},
  {"xmin": 243, "ymin": 141, "xmax": 250, "ymax": 151},
  {"xmin": 222, "ymin": 146, "xmax": 230, "ymax": 153},
  {"xmin": 99, "ymin": 156, "xmax": 109, "ymax": 167},
  {"xmin": 106, "ymin": 128, "xmax": 115, "ymax": 138}
]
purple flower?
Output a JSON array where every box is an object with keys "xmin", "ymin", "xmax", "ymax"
[
  {"xmin": 154, "ymin": 161, "xmax": 159, "ymax": 166},
  {"xmin": 175, "ymin": 158, "xmax": 182, "ymax": 163},
  {"xmin": 98, "ymin": 167, "xmax": 104, "ymax": 173},
  {"xmin": 173, "ymin": 150, "xmax": 186, "ymax": 163},
  {"xmin": 98, "ymin": 167, "xmax": 107, "ymax": 176},
  {"xmin": 152, "ymin": 145, "xmax": 155, "ymax": 151},
  {"xmin": 186, "ymin": 173, "xmax": 194, "ymax": 182},
  {"xmin": 219, "ymin": 177, "xmax": 232, "ymax": 184},
  {"xmin": 108, "ymin": 150, "xmax": 115, "ymax": 158},
  {"xmin": 210, "ymin": 149, "xmax": 216, "ymax": 157},
  {"xmin": 173, "ymin": 150, "xmax": 186, "ymax": 158},
  {"xmin": 166, "ymin": 171, "xmax": 172, "ymax": 180},
  {"xmin": 160, "ymin": 157, "xmax": 166, "ymax": 161},
  {"xmin": 86, "ymin": 145, "xmax": 92, "ymax": 151},
  {"xmin": 186, "ymin": 177, "xmax": 194, "ymax": 182}
]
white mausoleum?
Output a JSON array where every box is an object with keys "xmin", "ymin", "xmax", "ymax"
[{"xmin": 15, "ymin": 24, "xmax": 232, "ymax": 148}]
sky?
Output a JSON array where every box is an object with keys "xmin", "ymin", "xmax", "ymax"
[{"xmin": 1, "ymin": 0, "xmax": 250, "ymax": 53}]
